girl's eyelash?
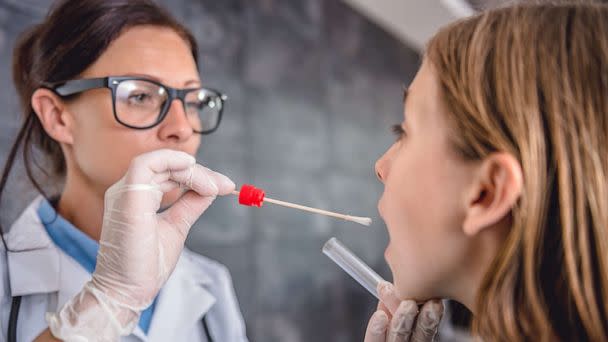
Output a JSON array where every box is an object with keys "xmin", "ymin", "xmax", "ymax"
[{"xmin": 392, "ymin": 124, "xmax": 406, "ymax": 140}]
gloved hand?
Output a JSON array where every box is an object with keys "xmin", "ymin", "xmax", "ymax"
[
  {"xmin": 364, "ymin": 282, "xmax": 444, "ymax": 342},
  {"xmin": 45, "ymin": 149, "xmax": 235, "ymax": 341}
]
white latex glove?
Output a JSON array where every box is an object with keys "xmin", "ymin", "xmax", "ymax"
[
  {"xmin": 46, "ymin": 149, "xmax": 235, "ymax": 341},
  {"xmin": 364, "ymin": 282, "xmax": 444, "ymax": 342}
]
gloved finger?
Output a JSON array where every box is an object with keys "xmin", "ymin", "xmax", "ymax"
[
  {"xmin": 125, "ymin": 149, "xmax": 196, "ymax": 185},
  {"xmin": 363, "ymin": 310, "xmax": 389, "ymax": 342},
  {"xmin": 377, "ymin": 301, "xmax": 392, "ymax": 320},
  {"xmin": 386, "ymin": 300, "xmax": 419, "ymax": 342},
  {"xmin": 378, "ymin": 282, "xmax": 402, "ymax": 314},
  {"xmin": 410, "ymin": 300, "xmax": 443, "ymax": 342},
  {"xmin": 168, "ymin": 164, "xmax": 235, "ymax": 197},
  {"xmin": 206, "ymin": 168, "xmax": 236, "ymax": 195},
  {"xmin": 160, "ymin": 190, "xmax": 217, "ymax": 238}
]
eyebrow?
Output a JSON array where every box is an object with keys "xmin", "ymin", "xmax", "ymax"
[
  {"xmin": 185, "ymin": 79, "xmax": 202, "ymax": 87},
  {"xmin": 124, "ymin": 73, "xmax": 201, "ymax": 87}
]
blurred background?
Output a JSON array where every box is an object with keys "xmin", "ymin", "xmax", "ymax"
[{"xmin": 0, "ymin": 0, "xmax": 491, "ymax": 340}]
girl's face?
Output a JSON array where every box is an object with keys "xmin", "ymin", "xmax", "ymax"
[
  {"xmin": 61, "ymin": 26, "xmax": 202, "ymax": 205},
  {"xmin": 375, "ymin": 60, "xmax": 479, "ymax": 301}
]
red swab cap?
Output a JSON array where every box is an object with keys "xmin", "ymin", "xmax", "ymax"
[{"xmin": 238, "ymin": 184, "xmax": 265, "ymax": 207}]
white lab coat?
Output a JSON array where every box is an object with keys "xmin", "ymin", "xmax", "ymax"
[{"xmin": 0, "ymin": 196, "xmax": 248, "ymax": 341}]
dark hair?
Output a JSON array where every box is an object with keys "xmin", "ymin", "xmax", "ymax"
[{"xmin": 0, "ymin": 0, "xmax": 198, "ymax": 244}]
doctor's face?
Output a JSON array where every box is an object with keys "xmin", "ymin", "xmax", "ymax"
[
  {"xmin": 61, "ymin": 25, "xmax": 202, "ymax": 206},
  {"xmin": 375, "ymin": 60, "xmax": 476, "ymax": 301}
]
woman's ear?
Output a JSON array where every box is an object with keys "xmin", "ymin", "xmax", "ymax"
[
  {"xmin": 31, "ymin": 88, "xmax": 74, "ymax": 145},
  {"xmin": 462, "ymin": 152, "xmax": 523, "ymax": 236}
]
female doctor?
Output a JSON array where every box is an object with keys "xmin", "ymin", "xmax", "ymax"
[
  {"xmin": 0, "ymin": 0, "xmax": 444, "ymax": 341},
  {"xmin": 0, "ymin": 0, "xmax": 247, "ymax": 340}
]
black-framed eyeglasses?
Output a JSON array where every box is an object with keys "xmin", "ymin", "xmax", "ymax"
[{"xmin": 43, "ymin": 76, "xmax": 227, "ymax": 134}]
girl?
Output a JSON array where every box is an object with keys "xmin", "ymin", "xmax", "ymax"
[{"xmin": 367, "ymin": 2, "xmax": 608, "ymax": 341}]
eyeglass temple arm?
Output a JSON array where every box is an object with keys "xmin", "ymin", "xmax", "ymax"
[{"xmin": 48, "ymin": 78, "xmax": 108, "ymax": 97}]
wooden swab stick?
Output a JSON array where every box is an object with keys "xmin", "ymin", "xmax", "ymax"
[{"xmin": 231, "ymin": 190, "xmax": 372, "ymax": 226}]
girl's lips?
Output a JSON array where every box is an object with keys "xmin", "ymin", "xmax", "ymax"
[
  {"xmin": 384, "ymin": 242, "xmax": 391, "ymax": 263},
  {"xmin": 377, "ymin": 199, "xmax": 385, "ymax": 220}
]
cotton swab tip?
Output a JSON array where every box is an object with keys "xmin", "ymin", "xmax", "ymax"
[{"xmin": 348, "ymin": 216, "xmax": 373, "ymax": 226}]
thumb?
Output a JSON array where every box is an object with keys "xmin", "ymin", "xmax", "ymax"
[
  {"xmin": 157, "ymin": 165, "xmax": 235, "ymax": 240},
  {"xmin": 160, "ymin": 191, "xmax": 217, "ymax": 238},
  {"xmin": 155, "ymin": 191, "xmax": 216, "ymax": 277}
]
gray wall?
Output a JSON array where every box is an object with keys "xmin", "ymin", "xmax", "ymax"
[{"xmin": 0, "ymin": 0, "xmax": 420, "ymax": 340}]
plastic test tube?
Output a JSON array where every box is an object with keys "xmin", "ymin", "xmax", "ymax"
[{"xmin": 323, "ymin": 237, "xmax": 386, "ymax": 300}]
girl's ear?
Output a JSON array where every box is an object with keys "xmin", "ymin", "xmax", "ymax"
[{"xmin": 463, "ymin": 152, "xmax": 523, "ymax": 236}]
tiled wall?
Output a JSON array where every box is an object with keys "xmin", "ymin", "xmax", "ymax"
[{"xmin": 0, "ymin": 0, "xmax": 420, "ymax": 340}]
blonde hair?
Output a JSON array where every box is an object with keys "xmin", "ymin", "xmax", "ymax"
[{"xmin": 427, "ymin": 2, "xmax": 608, "ymax": 341}]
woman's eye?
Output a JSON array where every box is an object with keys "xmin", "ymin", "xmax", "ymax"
[
  {"xmin": 129, "ymin": 93, "xmax": 152, "ymax": 103},
  {"xmin": 186, "ymin": 101, "xmax": 205, "ymax": 110},
  {"xmin": 392, "ymin": 124, "xmax": 407, "ymax": 141}
]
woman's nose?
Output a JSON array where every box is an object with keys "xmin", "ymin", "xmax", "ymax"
[
  {"xmin": 375, "ymin": 152, "xmax": 389, "ymax": 183},
  {"xmin": 158, "ymin": 99, "xmax": 194, "ymax": 142}
]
